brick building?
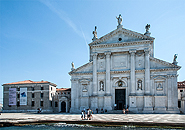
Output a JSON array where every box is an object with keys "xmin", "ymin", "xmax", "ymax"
[
  {"xmin": 53, "ymin": 88, "xmax": 71, "ymax": 113},
  {"xmin": 2, "ymin": 80, "xmax": 57, "ymax": 113}
]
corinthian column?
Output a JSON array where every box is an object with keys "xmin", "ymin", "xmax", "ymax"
[
  {"xmin": 105, "ymin": 51, "xmax": 111, "ymax": 95},
  {"xmin": 144, "ymin": 48, "xmax": 150, "ymax": 94},
  {"xmin": 129, "ymin": 49, "xmax": 136, "ymax": 95},
  {"xmin": 93, "ymin": 52, "xmax": 98, "ymax": 96}
]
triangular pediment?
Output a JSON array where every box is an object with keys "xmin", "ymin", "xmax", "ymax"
[
  {"xmin": 150, "ymin": 57, "xmax": 181, "ymax": 70},
  {"xmin": 69, "ymin": 61, "xmax": 93, "ymax": 75},
  {"xmin": 89, "ymin": 27, "xmax": 154, "ymax": 46}
]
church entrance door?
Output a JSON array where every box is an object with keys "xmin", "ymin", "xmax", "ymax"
[
  {"xmin": 61, "ymin": 101, "xmax": 66, "ymax": 112},
  {"xmin": 115, "ymin": 89, "xmax": 126, "ymax": 110}
]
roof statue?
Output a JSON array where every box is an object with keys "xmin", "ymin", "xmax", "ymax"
[
  {"xmin": 116, "ymin": 14, "xmax": 123, "ymax": 29},
  {"xmin": 92, "ymin": 26, "xmax": 98, "ymax": 41},
  {"xmin": 172, "ymin": 54, "xmax": 178, "ymax": 65},
  {"xmin": 144, "ymin": 24, "xmax": 151, "ymax": 36},
  {"xmin": 71, "ymin": 62, "xmax": 75, "ymax": 70}
]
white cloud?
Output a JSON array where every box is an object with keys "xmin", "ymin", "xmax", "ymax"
[{"xmin": 39, "ymin": 0, "xmax": 82, "ymax": 37}]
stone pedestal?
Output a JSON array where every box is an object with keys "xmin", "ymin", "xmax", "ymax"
[
  {"xmin": 154, "ymin": 96, "xmax": 167, "ymax": 113},
  {"xmin": 103, "ymin": 96, "xmax": 112, "ymax": 110},
  {"xmin": 143, "ymin": 96, "xmax": 153, "ymax": 113},
  {"xmin": 90, "ymin": 96, "xmax": 98, "ymax": 110},
  {"xmin": 80, "ymin": 97, "xmax": 89, "ymax": 110},
  {"xmin": 117, "ymin": 25, "xmax": 123, "ymax": 29},
  {"xmin": 129, "ymin": 96, "xmax": 138, "ymax": 112}
]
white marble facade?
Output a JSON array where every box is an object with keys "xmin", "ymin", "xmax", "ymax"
[{"xmin": 69, "ymin": 15, "xmax": 181, "ymax": 113}]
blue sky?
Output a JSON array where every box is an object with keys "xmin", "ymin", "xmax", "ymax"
[{"xmin": 0, "ymin": 0, "xmax": 185, "ymax": 104}]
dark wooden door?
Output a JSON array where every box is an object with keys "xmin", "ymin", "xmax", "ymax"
[
  {"xmin": 115, "ymin": 89, "xmax": 126, "ymax": 110},
  {"xmin": 61, "ymin": 101, "xmax": 66, "ymax": 112}
]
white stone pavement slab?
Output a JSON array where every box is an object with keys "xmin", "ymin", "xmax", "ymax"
[{"xmin": 0, "ymin": 113, "xmax": 185, "ymax": 127}]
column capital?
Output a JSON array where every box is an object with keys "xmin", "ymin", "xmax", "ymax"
[
  {"xmin": 129, "ymin": 49, "xmax": 136, "ymax": 54},
  {"xmin": 144, "ymin": 48, "xmax": 150, "ymax": 53},
  {"xmin": 104, "ymin": 51, "xmax": 111, "ymax": 56},
  {"xmin": 92, "ymin": 52, "xmax": 98, "ymax": 57}
]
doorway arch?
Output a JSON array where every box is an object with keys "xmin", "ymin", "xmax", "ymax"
[{"xmin": 61, "ymin": 101, "xmax": 66, "ymax": 112}]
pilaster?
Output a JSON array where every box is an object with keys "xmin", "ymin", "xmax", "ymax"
[
  {"xmin": 144, "ymin": 48, "xmax": 150, "ymax": 95},
  {"xmin": 167, "ymin": 75, "xmax": 172, "ymax": 110},
  {"xmin": 70, "ymin": 78, "xmax": 78, "ymax": 113},
  {"xmin": 93, "ymin": 52, "xmax": 98, "ymax": 96},
  {"xmin": 129, "ymin": 49, "xmax": 136, "ymax": 95},
  {"xmin": 105, "ymin": 51, "xmax": 111, "ymax": 95}
]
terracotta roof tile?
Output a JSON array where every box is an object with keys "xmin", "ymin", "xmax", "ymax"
[
  {"xmin": 56, "ymin": 88, "xmax": 71, "ymax": 91},
  {"xmin": 178, "ymin": 81, "xmax": 185, "ymax": 88},
  {"xmin": 3, "ymin": 80, "xmax": 57, "ymax": 86}
]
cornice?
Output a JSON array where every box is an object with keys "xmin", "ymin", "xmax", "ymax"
[
  {"xmin": 90, "ymin": 40, "xmax": 153, "ymax": 49},
  {"xmin": 70, "ymin": 72, "xmax": 93, "ymax": 76},
  {"xmin": 110, "ymin": 70, "xmax": 130, "ymax": 74},
  {"xmin": 150, "ymin": 68, "xmax": 180, "ymax": 72},
  {"xmin": 89, "ymin": 28, "xmax": 155, "ymax": 46},
  {"xmin": 150, "ymin": 57, "xmax": 181, "ymax": 70},
  {"xmin": 69, "ymin": 61, "xmax": 93, "ymax": 75},
  {"xmin": 97, "ymin": 71, "xmax": 106, "ymax": 74}
]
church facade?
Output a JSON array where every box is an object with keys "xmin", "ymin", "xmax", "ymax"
[{"xmin": 69, "ymin": 15, "xmax": 181, "ymax": 113}]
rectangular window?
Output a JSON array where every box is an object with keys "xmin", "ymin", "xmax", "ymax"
[
  {"xmin": 180, "ymin": 90, "xmax": 183, "ymax": 92},
  {"xmin": 68, "ymin": 92, "xmax": 70, "ymax": 94},
  {"xmin": 51, "ymin": 87, "xmax": 52, "ymax": 91},
  {"xmin": 32, "ymin": 93, "xmax": 34, "ymax": 98},
  {"xmin": 55, "ymin": 102, "xmax": 58, "ymax": 107},
  {"xmin": 32, "ymin": 101, "xmax": 34, "ymax": 107},
  {"xmin": 41, "ymin": 87, "xmax": 44, "ymax": 90},
  {"xmin": 17, "ymin": 88, "xmax": 20, "ymax": 91},
  {"xmin": 40, "ymin": 101, "xmax": 43, "ymax": 107},
  {"xmin": 41, "ymin": 93, "xmax": 43, "ymax": 98},
  {"xmin": 32, "ymin": 87, "xmax": 34, "ymax": 91},
  {"xmin": 17, "ymin": 101, "xmax": 20, "ymax": 107},
  {"xmin": 178, "ymin": 101, "xmax": 181, "ymax": 108},
  {"xmin": 17, "ymin": 93, "xmax": 20, "ymax": 98}
]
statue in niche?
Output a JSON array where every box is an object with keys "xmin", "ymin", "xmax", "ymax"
[
  {"xmin": 100, "ymin": 81, "xmax": 104, "ymax": 91},
  {"xmin": 156, "ymin": 83, "xmax": 163, "ymax": 91},
  {"xmin": 118, "ymin": 80, "xmax": 123, "ymax": 87},
  {"xmin": 116, "ymin": 14, "xmax": 122, "ymax": 26},
  {"xmin": 137, "ymin": 80, "xmax": 142, "ymax": 90}
]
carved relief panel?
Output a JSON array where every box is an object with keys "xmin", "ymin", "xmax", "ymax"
[
  {"xmin": 79, "ymin": 79, "xmax": 90, "ymax": 97},
  {"xmin": 156, "ymin": 82, "xmax": 163, "ymax": 91},
  {"xmin": 98, "ymin": 54, "xmax": 105, "ymax": 70},
  {"xmin": 111, "ymin": 54, "xmax": 128, "ymax": 70},
  {"xmin": 153, "ymin": 76, "xmax": 166, "ymax": 95},
  {"xmin": 136, "ymin": 51, "xmax": 144, "ymax": 69}
]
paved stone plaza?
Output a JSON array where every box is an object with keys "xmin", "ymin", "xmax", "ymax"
[{"xmin": 0, "ymin": 113, "xmax": 185, "ymax": 127}]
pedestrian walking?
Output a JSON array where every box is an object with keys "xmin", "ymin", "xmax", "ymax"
[
  {"xmin": 84, "ymin": 110, "xmax": 86, "ymax": 119},
  {"xmin": 81, "ymin": 110, "xmax": 84, "ymax": 120},
  {"xmin": 87, "ymin": 109, "xmax": 90, "ymax": 120},
  {"xmin": 96, "ymin": 108, "xmax": 98, "ymax": 113}
]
